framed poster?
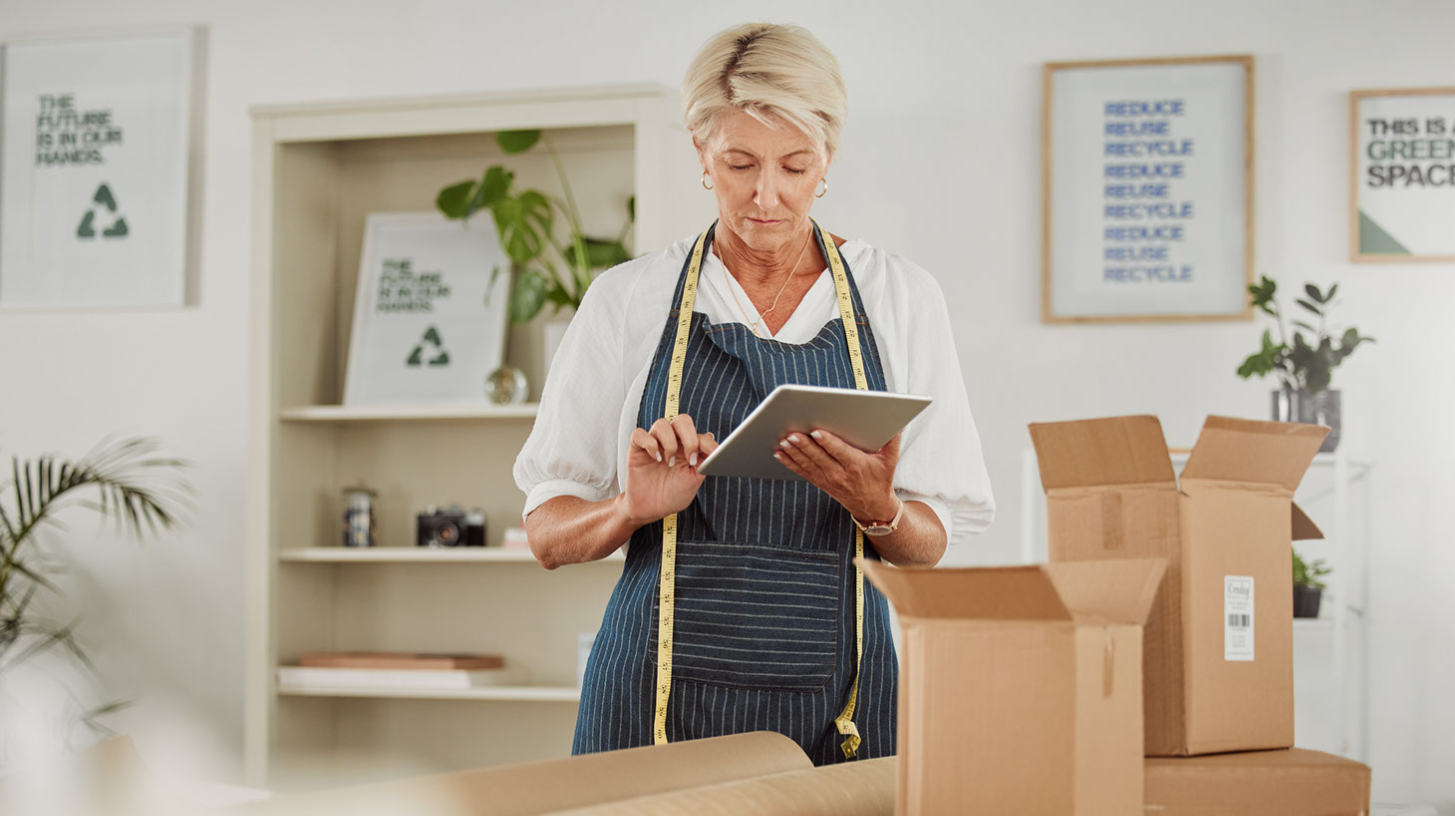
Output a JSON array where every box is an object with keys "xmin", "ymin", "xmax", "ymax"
[
  {"xmin": 343, "ymin": 212, "xmax": 512, "ymax": 407},
  {"xmin": 0, "ymin": 26, "xmax": 199, "ymax": 309},
  {"xmin": 1043, "ymin": 55, "xmax": 1254, "ymax": 324},
  {"xmin": 1350, "ymin": 87, "xmax": 1455, "ymax": 262}
]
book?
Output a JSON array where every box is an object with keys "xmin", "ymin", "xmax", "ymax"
[
  {"xmin": 277, "ymin": 665, "xmax": 530, "ymax": 690},
  {"xmin": 296, "ymin": 651, "xmax": 504, "ymax": 670}
]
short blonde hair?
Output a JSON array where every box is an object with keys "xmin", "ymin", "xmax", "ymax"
[{"xmin": 682, "ymin": 22, "xmax": 847, "ymax": 159}]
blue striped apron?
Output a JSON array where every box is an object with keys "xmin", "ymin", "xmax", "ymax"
[{"xmin": 572, "ymin": 222, "xmax": 898, "ymax": 766}]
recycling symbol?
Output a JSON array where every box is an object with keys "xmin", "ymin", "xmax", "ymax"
[
  {"xmin": 76, "ymin": 183, "xmax": 129, "ymax": 239},
  {"xmin": 407, "ymin": 326, "xmax": 451, "ymax": 367}
]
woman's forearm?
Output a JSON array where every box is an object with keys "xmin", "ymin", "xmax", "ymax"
[
  {"xmin": 525, "ymin": 493, "xmax": 642, "ymax": 570},
  {"xmin": 864, "ymin": 500, "xmax": 946, "ymax": 568}
]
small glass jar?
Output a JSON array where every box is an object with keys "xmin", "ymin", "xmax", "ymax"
[{"xmin": 342, "ymin": 485, "xmax": 378, "ymax": 548}]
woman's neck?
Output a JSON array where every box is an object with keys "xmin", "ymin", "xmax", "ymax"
[{"xmin": 712, "ymin": 222, "xmax": 815, "ymax": 288}]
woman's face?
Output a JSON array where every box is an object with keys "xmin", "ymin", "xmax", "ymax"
[{"xmin": 695, "ymin": 109, "xmax": 830, "ymax": 254}]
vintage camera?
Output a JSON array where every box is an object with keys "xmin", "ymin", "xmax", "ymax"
[{"xmin": 416, "ymin": 504, "xmax": 486, "ymax": 547}]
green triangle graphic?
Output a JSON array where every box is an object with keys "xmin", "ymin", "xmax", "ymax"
[
  {"xmin": 1359, "ymin": 210, "xmax": 1410, "ymax": 255},
  {"xmin": 406, "ymin": 325, "xmax": 450, "ymax": 368},
  {"xmin": 94, "ymin": 183, "xmax": 117, "ymax": 212},
  {"xmin": 76, "ymin": 183, "xmax": 128, "ymax": 240}
]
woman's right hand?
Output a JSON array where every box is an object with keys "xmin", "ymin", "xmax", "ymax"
[{"xmin": 619, "ymin": 414, "xmax": 718, "ymax": 528}]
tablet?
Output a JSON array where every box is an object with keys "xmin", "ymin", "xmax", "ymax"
[{"xmin": 695, "ymin": 384, "xmax": 932, "ymax": 481}]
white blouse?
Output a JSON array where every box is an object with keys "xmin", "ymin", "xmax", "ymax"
[{"xmin": 512, "ymin": 232, "xmax": 996, "ymax": 548}]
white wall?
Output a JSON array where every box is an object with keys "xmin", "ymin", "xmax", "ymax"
[{"xmin": 0, "ymin": 0, "xmax": 1451, "ymax": 808}]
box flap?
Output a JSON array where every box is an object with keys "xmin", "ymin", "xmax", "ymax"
[
  {"xmin": 1029, "ymin": 415, "xmax": 1176, "ymax": 491},
  {"xmin": 1042, "ymin": 558, "xmax": 1167, "ymax": 625},
  {"xmin": 1181, "ymin": 416, "xmax": 1329, "ymax": 491},
  {"xmin": 860, "ymin": 560, "xmax": 1071, "ymax": 621},
  {"xmin": 1291, "ymin": 502, "xmax": 1323, "ymax": 541}
]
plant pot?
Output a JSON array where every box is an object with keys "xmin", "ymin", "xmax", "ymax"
[
  {"xmin": 1292, "ymin": 584, "xmax": 1323, "ymax": 618},
  {"xmin": 1271, "ymin": 388, "xmax": 1341, "ymax": 452}
]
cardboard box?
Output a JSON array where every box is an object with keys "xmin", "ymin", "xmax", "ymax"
[
  {"xmin": 862, "ymin": 557, "xmax": 1166, "ymax": 816},
  {"xmin": 243, "ymin": 731, "xmax": 819, "ymax": 816},
  {"xmin": 1029, "ymin": 415, "xmax": 1329, "ymax": 756},
  {"xmin": 1144, "ymin": 748, "xmax": 1372, "ymax": 815}
]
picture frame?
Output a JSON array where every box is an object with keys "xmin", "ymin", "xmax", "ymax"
[
  {"xmin": 343, "ymin": 211, "xmax": 512, "ymax": 407},
  {"xmin": 0, "ymin": 25, "xmax": 201, "ymax": 309},
  {"xmin": 1042, "ymin": 55, "xmax": 1255, "ymax": 324},
  {"xmin": 1349, "ymin": 86, "xmax": 1455, "ymax": 263}
]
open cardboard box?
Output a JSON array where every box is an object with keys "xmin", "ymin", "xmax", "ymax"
[
  {"xmin": 1030, "ymin": 415, "xmax": 1329, "ymax": 756},
  {"xmin": 863, "ymin": 557, "xmax": 1166, "ymax": 816},
  {"xmin": 238, "ymin": 731, "xmax": 894, "ymax": 816}
]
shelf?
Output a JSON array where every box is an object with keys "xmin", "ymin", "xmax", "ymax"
[
  {"xmin": 278, "ymin": 547, "xmax": 625, "ymax": 563},
  {"xmin": 279, "ymin": 402, "xmax": 539, "ymax": 422},
  {"xmin": 277, "ymin": 684, "xmax": 581, "ymax": 702}
]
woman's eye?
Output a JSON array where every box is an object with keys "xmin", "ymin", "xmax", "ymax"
[
  {"xmin": 785, "ymin": 168, "xmax": 806, "ymax": 175},
  {"xmin": 730, "ymin": 164, "xmax": 752, "ymax": 171}
]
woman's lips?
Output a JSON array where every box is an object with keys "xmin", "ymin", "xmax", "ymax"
[{"xmin": 748, "ymin": 218, "xmax": 781, "ymax": 224}]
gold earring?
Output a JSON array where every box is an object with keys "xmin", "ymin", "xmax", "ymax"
[
  {"xmin": 816, "ymin": 177, "xmax": 828, "ymax": 198},
  {"xmin": 702, "ymin": 171, "xmax": 714, "ymax": 190}
]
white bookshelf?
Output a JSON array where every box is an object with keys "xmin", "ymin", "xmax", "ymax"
[{"xmin": 245, "ymin": 84, "xmax": 711, "ymax": 792}]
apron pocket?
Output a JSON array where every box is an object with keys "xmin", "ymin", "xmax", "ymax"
[{"xmin": 650, "ymin": 539, "xmax": 840, "ymax": 692}]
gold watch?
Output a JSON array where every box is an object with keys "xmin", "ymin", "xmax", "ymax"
[{"xmin": 852, "ymin": 498, "xmax": 904, "ymax": 537}]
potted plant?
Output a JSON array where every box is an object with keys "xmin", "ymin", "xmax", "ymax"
[
  {"xmin": 0, "ymin": 436, "xmax": 191, "ymax": 764},
  {"xmin": 1236, "ymin": 276, "xmax": 1374, "ymax": 451},
  {"xmin": 1291, "ymin": 546, "xmax": 1331, "ymax": 619},
  {"xmin": 436, "ymin": 130, "xmax": 634, "ymax": 373}
]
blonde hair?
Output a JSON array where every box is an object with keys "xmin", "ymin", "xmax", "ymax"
[{"xmin": 682, "ymin": 22, "xmax": 847, "ymax": 160}]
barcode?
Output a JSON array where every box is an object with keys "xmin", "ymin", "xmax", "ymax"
[{"xmin": 1227, "ymin": 614, "xmax": 1250, "ymax": 629}]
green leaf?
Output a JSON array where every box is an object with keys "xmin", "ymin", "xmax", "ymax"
[
  {"xmin": 1295, "ymin": 298, "xmax": 1323, "ymax": 316},
  {"xmin": 508, "ymin": 271, "xmax": 548, "ymax": 323},
  {"xmin": 470, "ymin": 166, "xmax": 513, "ymax": 213},
  {"xmin": 564, "ymin": 237, "xmax": 633, "ymax": 270},
  {"xmin": 1293, "ymin": 321, "xmax": 1318, "ymax": 333},
  {"xmin": 493, "ymin": 190, "xmax": 553, "ymax": 265},
  {"xmin": 436, "ymin": 180, "xmax": 475, "ymax": 219},
  {"xmin": 1304, "ymin": 283, "xmax": 1325, "ymax": 304},
  {"xmin": 1325, "ymin": 283, "xmax": 1338, "ymax": 303},
  {"xmin": 627, "ymin": 195, "xmax": 636, "ymax": 223},
  {"xmin": 1237, "ymin": 329, "xmax": 1285, "ymax": 379},
  {"xmin": 496, "ymin": 130, "xmax": 542, "ymax": 154},
  {"xmin": 1248, "ymin": 275, "xmax": 1278, "ymax": 316}
]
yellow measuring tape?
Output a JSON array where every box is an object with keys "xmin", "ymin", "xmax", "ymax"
[{"xmin": 652, "ymin": 220, "xmax": 869, "ymax": 760}]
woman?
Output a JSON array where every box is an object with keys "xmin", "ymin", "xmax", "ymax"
[{"xmin": 513, "ymin": 22, "xmax": 994, "ymax": 765}]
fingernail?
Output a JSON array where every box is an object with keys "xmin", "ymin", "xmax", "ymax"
[
  {"xmin": 655, "ymin": 451, "xmax": 662, "ymax": 462},
  {"xmin": 668, "ymin": 456, "xmax": 676, "ymax": 467},
  {"xmin": 773, "ymin": 452, "xmax": 783, "ymax": 459},
  {"xmin": 780, "ymin": 439, "xmax": 792, "ymax": 449},
  {"xmin": 789, "ymin": 434, "xmax": 801, "ymax": 444},
  {"xmin": 689, "ymin": 453, "xmax": 697, "ymax": 466},
  {"xmin": 810, "ymin": 430, "xmax": 822, "ymax": 439}
]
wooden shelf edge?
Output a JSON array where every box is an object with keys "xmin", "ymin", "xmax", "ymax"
[
  {"xmin": 276, "ymin": 684, "xmax": 581, "ymax": 702},
  {"xmin": 279, "ymin": 403, "xmax": 539, "ymax": 422},
  {"xmin": 277, "ymin": 548, "xmax": 625, "ymax": 563}
]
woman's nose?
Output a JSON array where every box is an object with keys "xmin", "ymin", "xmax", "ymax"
[{"xmin": 754, "ymin": 171, "xmax": 781, "ymax": 210}]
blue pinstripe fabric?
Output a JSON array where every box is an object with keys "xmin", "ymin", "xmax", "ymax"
[{"xmin": 572, "ymin": 224, "xmax": 898, "ymax": 765}]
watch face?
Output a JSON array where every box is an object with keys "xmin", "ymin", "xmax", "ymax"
[{"xmin": 864, "ymin": 524, "xmax": 893, "ymax": 536}]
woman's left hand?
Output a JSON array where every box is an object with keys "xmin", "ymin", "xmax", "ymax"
[{"xmin": 774, "ymin": 430, "xmax": 901, "ymax": 523}]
